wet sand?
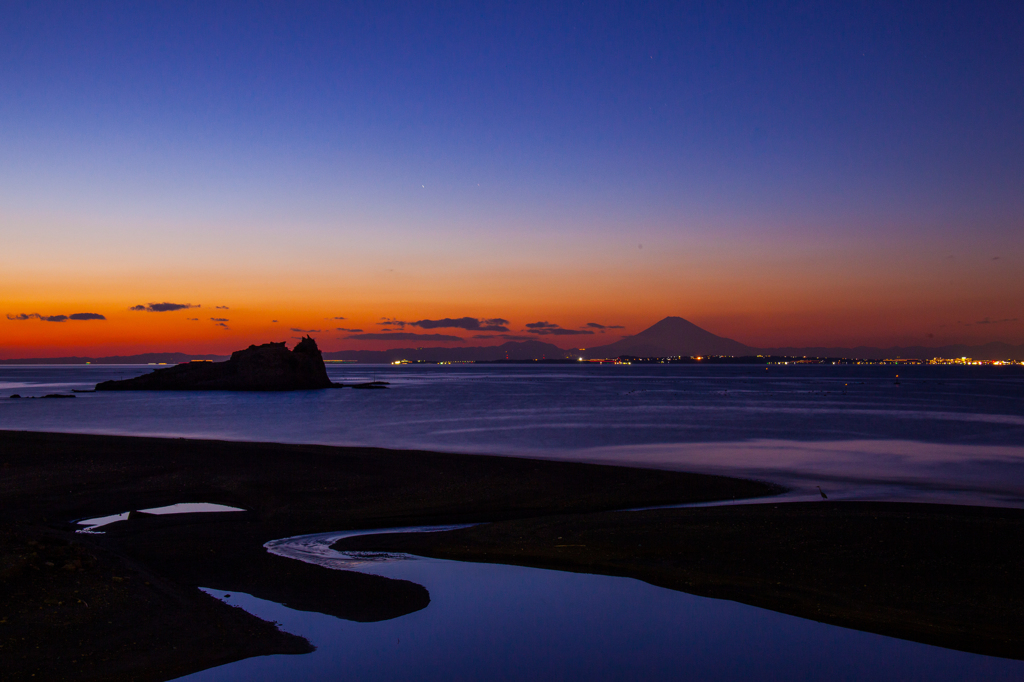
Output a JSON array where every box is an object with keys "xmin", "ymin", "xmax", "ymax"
[{"xmin": 0, "ymin": 430, "xmax": 774, "ymax": 681}]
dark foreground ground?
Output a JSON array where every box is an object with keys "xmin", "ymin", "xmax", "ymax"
[
  {"xmin": 0, "ymin": 430, "xmax": 774, "ymax": 681},
  {"xmin": 2, "ymin": 431, "xmax": 1023, "ymax": 680}
]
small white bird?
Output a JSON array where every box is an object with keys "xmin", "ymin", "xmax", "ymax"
[{"xmin": 817, "ymin": 486, "xmax": 828, "ymax": 500}]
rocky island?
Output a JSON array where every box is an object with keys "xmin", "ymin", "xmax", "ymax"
[{"xmin": 95, "ymin": 336, "xmax": 340, "ymax": 391}]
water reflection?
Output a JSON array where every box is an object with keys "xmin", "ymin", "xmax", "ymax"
[
  {"xmin": 177, "ymin": 558, "xmax": 1024, "ymax": 682},
  {"xmin": 76, "ymin": 502, "xmax": 244, "ymax": 531},
  {"xmin": 264, "ymin": 525, "xmax": 475, "ymax": 571}
]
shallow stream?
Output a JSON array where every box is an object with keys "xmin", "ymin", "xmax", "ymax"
[{"xmin": 172, "ymin": 526, "xmax": 1024, "ymax": 682}]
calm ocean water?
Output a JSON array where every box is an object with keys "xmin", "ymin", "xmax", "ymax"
[{"xmin": 2, "ymin": 363, "xmax": 1024, "ymax": 505}]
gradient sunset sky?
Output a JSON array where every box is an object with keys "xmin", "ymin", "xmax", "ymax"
[{"xmin": 2, "ymin": 1, "xmax": 1022, "ymax": 357}]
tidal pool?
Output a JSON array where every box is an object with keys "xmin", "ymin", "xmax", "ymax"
[
  {"xmin": 172, "ymin": 529, "xmax": 1024, "ymax": 682},
  {"xmin": 75, "ymin": 502, "xmax": 245, "ymax": 532}
]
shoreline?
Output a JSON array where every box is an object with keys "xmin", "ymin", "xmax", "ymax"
[
  {"xmin": 0, "ymin": 429, "xmax": 777, "ymax": 681},
  {"xmin": 6, "ymin": 424, "xmax": 1024, "ymax": 509},
  {"xmin": 340, "ymin": 502, "xmax": 1024, "ymax": 660},
  {"xmin": 3, "ymin": 430, "xmax": 1023, "ymax": 679}
]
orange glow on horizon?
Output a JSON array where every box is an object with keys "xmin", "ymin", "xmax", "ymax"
[{"xmin": 3, "ymin": 225, "xmax": 1022, "ymax": 357}]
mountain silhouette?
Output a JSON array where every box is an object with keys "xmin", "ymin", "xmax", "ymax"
[
  {"xmin": 582, "ymin": 316, "xmax": 754, "ymax": 358},
  {"xmin": 323, "ymin": 339, "xmax": 567, "ymax": 363}
]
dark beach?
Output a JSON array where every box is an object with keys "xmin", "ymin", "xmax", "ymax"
[{"xmin": 2, "ymin": 429, "xmax": 1023, "ymax": 681}]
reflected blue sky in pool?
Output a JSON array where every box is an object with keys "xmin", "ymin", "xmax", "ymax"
[{"xmin": 177, "ymin": 557, "xmax": 1024, "ymax": 682}]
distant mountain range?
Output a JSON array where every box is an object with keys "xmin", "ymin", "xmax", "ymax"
[
  {"xmin": 0, "ymin": 352, "xmax": 228, "ymax": 365},
  {"xmin": 322, "ymin": 340, "xmax": 566, "ymax": 364},
  {"xmin": 2, "ymin": 317, "xmax": 1022, "ymax": 363}
]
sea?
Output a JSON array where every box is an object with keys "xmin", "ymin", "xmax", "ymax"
[
  {"xmin": 4, "ymin": 362, "xmax": 1024, "ymax": 680},
  {"xmin": 2, "ymin": 362, "xmax": 1023, "ymax": 506}
]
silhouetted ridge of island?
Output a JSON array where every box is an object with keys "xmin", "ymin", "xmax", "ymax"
[
  {"xmin": 0, "ymin": 352, "xmax": 229, "ymax": 365},
  {"xmin": 322, "ymin": 339, "xmax": 568, "ymax": 363},
  {"xmin": 95, "ymin": 336, "xmax": 338, "ymax": 391}
]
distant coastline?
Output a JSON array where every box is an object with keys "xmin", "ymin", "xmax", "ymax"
[
  {"xmin": 4, "ymin": 343, "xmax": 1022, "ymax": 365},
  {"xmin": 0, "ymin": 352, "xmax": 229, "ymax": 365},
  {"xmin": 3, "ymin": 316, "xmax": 1023, "ymax": 363}
]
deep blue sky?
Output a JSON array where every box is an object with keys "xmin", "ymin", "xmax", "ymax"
[{"xmin": 2, "ymin": 1, "xmax": 1022, "ymax": 354}]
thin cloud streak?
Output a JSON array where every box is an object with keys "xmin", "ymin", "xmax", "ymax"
[
  {"xmin": 525, "ymin": 321, "xmax": 594, "ymax": 336},
  {"xmin": 130, "ymin": 302, "xmax": 200, "ymax": 312},
  {"xmin": 7, "ymin": 312, "xmax": 106, "ymax": 322},
  {"xmin": 412, "ymin": 317, "xmax": 510, "ymax": 332},
  {"xmin": 347, "ymin": 332, "xmax": 465, "ymax": 342}
]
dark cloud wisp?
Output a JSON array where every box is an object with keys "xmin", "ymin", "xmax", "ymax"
[
  {"xmin": 411, "ymin": 317, "xmax": 510, "ymax": 332},
  {"xmin": 346, "ymin": 332, "xmax": 465, "ymax": 342},
  {"xmin": 8, "ymin": 313, "xmax": 68, "ymax": 322},
  {"xmin": 8, "ymin": 312, "xmax": 106, "ymax": 322},
  {"xmin": 130, "ymin": 302, "xmax": 200, "ymax": 312},
  {"xmin": 524, "ymin": 321, "xmax": 594, "ymax": 336}
]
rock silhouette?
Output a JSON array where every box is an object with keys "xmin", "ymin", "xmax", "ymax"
[{"xmin": 95, "ymin": 336, "xmax": 339, "ymax": 391}]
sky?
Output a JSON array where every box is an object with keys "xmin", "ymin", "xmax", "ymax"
[{"xmin": 2, "ymin": 1, "xmax": 1022, "ymax": 357}]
